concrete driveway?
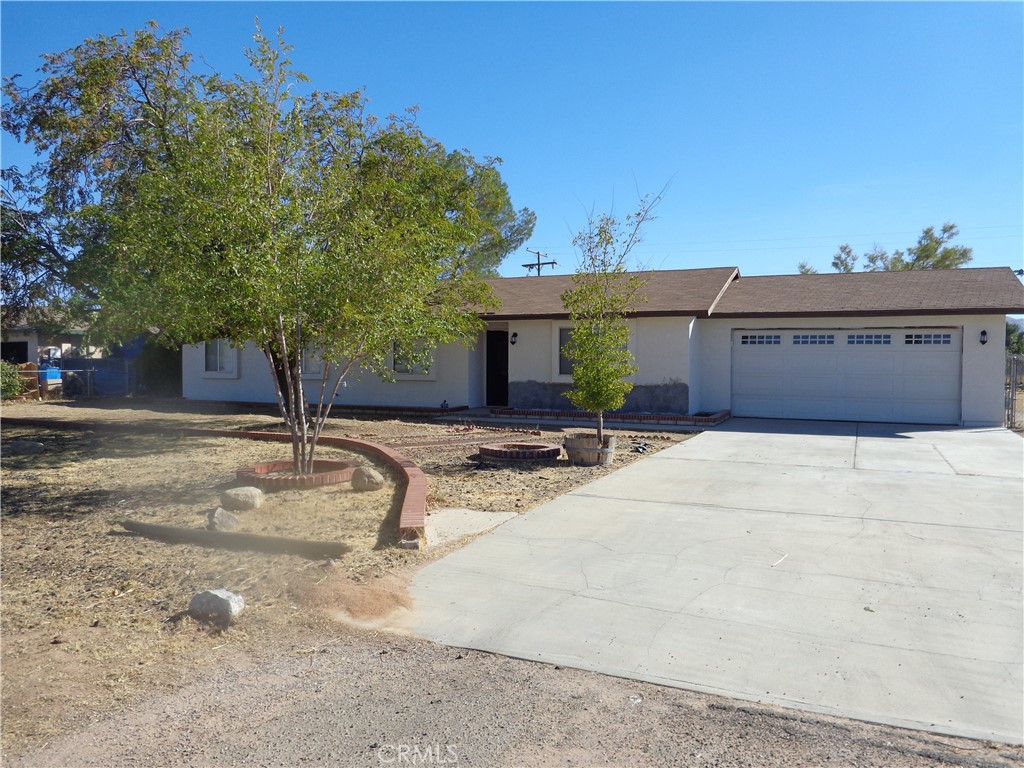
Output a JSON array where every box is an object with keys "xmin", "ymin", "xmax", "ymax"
[{"xmin": 401, "ymin": 420, "xmax": 1023, "ymax": 743}]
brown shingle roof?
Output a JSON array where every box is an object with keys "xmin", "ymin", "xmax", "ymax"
[
  {"xmin": 483, "ymin": 267, "xmax": 739, "ymax": 319},
  {"xmin": 710, "ymin": 267, "xmax": 1024, "ymax": 318}
]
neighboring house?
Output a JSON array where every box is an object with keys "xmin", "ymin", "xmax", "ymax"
[
  {"xmin": 181, "ymin": 266, "xmax": 1024, "ymax": 427},
  {"xmin": 1, "ymin": 320, "xmax": 101, "ymax": 365}
]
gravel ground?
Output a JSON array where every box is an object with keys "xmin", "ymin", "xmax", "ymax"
[{"xmin": 10, "ymin": 629, "xmax": 1021, "ymax": 768}]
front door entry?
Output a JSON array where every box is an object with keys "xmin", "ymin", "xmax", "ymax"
[{"xmin": 486, "ymin": 331, "xmax": 509, "ymax": 407}]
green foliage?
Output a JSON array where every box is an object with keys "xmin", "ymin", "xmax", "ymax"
[
  {"xmin": 1007, "ymin": 321, "xmax": 1024, "ymax": 355},
  {"xmin": 2, "ymin": 24, "xmax": 196, "ymax": 329},
  {"xmin": 796, "ymin": 224, "xmax": 974, "ymax": 274},
  {"xmin": 561, "ymin": 196, "xmax": 659, "ymax": 442},
  {"xmin": 4, "ymin": 23, "xmax": 527, "ymax": 472},
  {"xmin": 0, "ymin": 360, "xmax": 23, "ymax": 399},
  {"xmin": 831, "ymin": 244, "xmax": 858, "ymax": 273},
  {"xmin": 445, "ymin": 153, "xmax": 536, "ymax": 277}
]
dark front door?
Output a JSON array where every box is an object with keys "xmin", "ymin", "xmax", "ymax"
[{"xmin": 486, "ymin": 331, "xmax": 509, "ymax": 407}]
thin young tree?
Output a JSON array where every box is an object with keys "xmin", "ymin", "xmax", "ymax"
[{"xmin": 561, "ymin": 194, "xmax": 661, "ymax": 447}]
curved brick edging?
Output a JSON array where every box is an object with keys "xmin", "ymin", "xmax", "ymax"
[
  {"xmin": 236, "ymin": 458, "xmax": 359, "ymax": 491},
  {"xmin": 180, "ymin": 429, "xmax": 428, "ymax": 543},
  {"xmin": 2, "ymin": 418, "xmax": 428, "ymax": 548}
]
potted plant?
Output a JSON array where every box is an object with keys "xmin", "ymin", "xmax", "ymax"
[{"xmin": 560, "ymin": 196, "xmax": 658, "ymax": 465}]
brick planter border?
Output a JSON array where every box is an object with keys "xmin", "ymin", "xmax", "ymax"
[
  {"xmin": 3, "ymin": 417, "xmax": 429, "ymax": 550},
  {"xmin": 236, "ymin": 458, "xmax": 359, "ymax": 491},
  {"xmin": 478, "ymin": 442, "xmax": 562, "ymax": 461}
]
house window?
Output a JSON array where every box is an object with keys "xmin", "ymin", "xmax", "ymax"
[
  {"xmin": 847, "ymin": 333, "xmax": 891, "ymax": 345},
  {"xmin": 740, "ymin": 334, "xmax": 781, "ymax": 345},
  {"xmin": 302, "ymin": 347, "xmax": 324, "ymax": 377},
  {"xmin": 393, "ymin": 342, "xmax": 431, "ymax": 376},
  {"xmin": 558, "ymin": 327, "xmax": 573, "ymax": 376},
  {"xmin": 203, "ymin": 339, "xmax": 238, "ymax": 378},
  {"xmin": 904, "ymin": 332, "xmax": 951, "ymax": 346},
  {"xmin": 793, "ymin": 334, "xmax": 835, "ymax": 345}
]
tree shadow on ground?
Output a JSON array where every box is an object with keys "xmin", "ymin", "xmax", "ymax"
[
  {"xmin": 2, "ymin": 428, "xmax": 201, "ymax": 471},
  {"xmin": 373, "ymin": 484, "xmax": 406, "ymax": 550},
  {"xmin": 0, "ymin": 485, "xmax": 113, "ymax": 520}
]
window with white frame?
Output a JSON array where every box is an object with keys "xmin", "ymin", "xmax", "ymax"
[
  {"xmin": 302, "ymin": 347, "xmax": 324, "ymax": 377},
  {"xmin": 558, "ymin": 327, "xmax": 573, "ymax": 376},
  {"xmin": 203, "ymin": 339, "xmax": 238, "ymax": 378},
  {"xmin": 392, "ymin": 342, "xmax": 431, "ymax": 377}
]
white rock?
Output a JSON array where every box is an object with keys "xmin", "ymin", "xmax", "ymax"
[
  {"xmin": 188, "ymin": 589, "xmax": 245, "ymax": 624},
  {"xmin": 352, "ymin": 466, "xmax": 385, "ymax": 492},
  {"xmin": 220, "ymin": 486, "xmax": 263, "ymax": 511},
  {"xmin": 7, "ymin": 440, "xmax": 45, "ymax": 456},
  {"xmin": 207, "ymin": 507, "xmax": 241, "ymax": 532}
]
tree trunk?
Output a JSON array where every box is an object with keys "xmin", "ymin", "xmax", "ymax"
[
  {"xmin": 596, "ymin": 410, "xmax": 604, "ymax": 446},
  {"xmin": 264, "ymin": 339, "xmax": 309, "ymax": 476}
]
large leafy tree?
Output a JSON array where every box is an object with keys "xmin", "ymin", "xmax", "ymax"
[
  {"xmin": 4, "ymin": 24, "xmax": 529, "ymax": 473},
  {"xmin": 1007, "ymin": 321, "xmax": 1024, "ymax": 355},
  {"xmin": 3, "ymin": 25, "xmax": 199, "ymax": 331},
  {"xmin": 561, "ymin": 196, "xmax": 659, "ymax": 446},
  {"xmin": 797, "ymin": 223, "xmax": 973, "ymax": 274}
]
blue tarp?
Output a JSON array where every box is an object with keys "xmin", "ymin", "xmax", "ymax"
[{"xmin": 57, "ymin": 358, "xmax": 133, "ymax": 397}]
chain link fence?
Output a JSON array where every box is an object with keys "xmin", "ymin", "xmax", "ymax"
[{"xmin": 1007, "ymin": 354, "xmax": 1024, "ymax": 430}]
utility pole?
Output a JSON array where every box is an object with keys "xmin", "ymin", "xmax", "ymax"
[{"xmin": 523, "ymin": 249, "xmax": 557, "ymax": 276}]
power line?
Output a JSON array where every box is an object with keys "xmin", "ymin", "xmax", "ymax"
[
  {"xmin": 522, "ymin": 249, "xmax": 557, "ymax": 276},
  {"xmin": 525, "ymin": 232, "xmax": 1023, "ymax": 258},
  {"xmin": 522, "ymin": 224, "xmax": 1022, "ymax": 255}
]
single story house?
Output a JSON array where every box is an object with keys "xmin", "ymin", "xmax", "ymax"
[
  {"xmin": 1, "ymin": 320, "xmax": 101, "ymax": 365},
  {"xmin": 182, "ymin": 266, "xmax": 1024, "ymax": 427}
]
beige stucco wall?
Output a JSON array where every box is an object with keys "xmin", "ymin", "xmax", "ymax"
[
  {"xmin": 501, "ymin": 317, "xmax": 692, "ymax": 386},
  {"xmin": 182, "ymin": 340, "xmax": 472, "ymax": 409},
  {"xmin": 694, "ymin": 314, "xmax": 1008, "ymax": 426},
  {"xmin": 497, "ymin": 316, "xmax": 694, "ymax": 412}
]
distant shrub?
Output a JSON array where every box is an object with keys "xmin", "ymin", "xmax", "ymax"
[{"xmin": 0, "ymin": 360, "xmax": 24, "ymax": 399}]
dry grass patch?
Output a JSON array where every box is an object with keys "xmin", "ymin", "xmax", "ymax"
[{"xmin": 0, "ymin": 399, "xmax": 691, "ymax": 755}]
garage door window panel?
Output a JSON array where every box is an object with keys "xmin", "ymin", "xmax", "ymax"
[
  {"xmin": 793, "ymin": 334, "xmax": 835, "ymax": 345},
  {"xmin": 847, "ymin": 333, "xmax": 891, "ymax": 345},
  {"xmin": 740, "ymin": 334, "xmax": 781, "ymax": 345},
  {"xmin": 904, "ymin": 333, "xmax": 951, "ymax": 345}
]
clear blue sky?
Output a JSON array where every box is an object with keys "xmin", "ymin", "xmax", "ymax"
[{"xmin": 2, "ymin": 1, "xmax": 1022, "ymax": 278}]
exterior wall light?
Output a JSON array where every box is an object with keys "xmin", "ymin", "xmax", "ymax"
[
  {"xmin": 980, "ymin": 330, "xmax": 988, "ymax": 345},
  {"xmin": 510, "ymin": 332, "xmax": 518, "ymax": 345}
]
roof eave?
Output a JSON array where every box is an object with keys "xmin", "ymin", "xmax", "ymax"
[
  {"xmin": 481, "ymin": 309, "xmax": 708, "ymax": 321},
  {"xmin": 710, "ymin": 307, "xmax": 1023, "ymax": 319}
]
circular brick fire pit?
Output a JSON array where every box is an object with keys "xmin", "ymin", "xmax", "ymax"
[
  {"xmin": 236, "ymin": 458, "xmax": 359, "ymax": 491},
  {"xmin": 478, "ymin": 442, "xmax": 562, "ymax": 462}
]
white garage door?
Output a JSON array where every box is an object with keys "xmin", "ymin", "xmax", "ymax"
[{"xmin": 731, "ymin": 328, "xmax": 962, "ymax": 424}]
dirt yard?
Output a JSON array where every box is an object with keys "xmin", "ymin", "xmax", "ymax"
[
  {"xmin": 0, "ymin": 398, "xmax": 685, "ymax": 756},
  {"xmin": 5, "ymin": 399, "xmax": 1020, "ymax": 767}
]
